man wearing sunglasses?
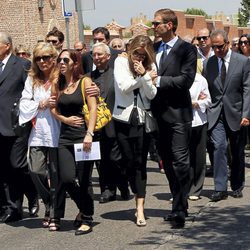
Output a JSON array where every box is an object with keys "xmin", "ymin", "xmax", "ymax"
[
  {"xmin": 151, "ymin": 8, "xmax": 197, "ymax": 228},
  {"xmin": 204, "ymin": 29, "xmax": 250, "ymax": 202},
  {"xmin": 45, "ymin": 27, "xmax": 64, "ymax": 53}
]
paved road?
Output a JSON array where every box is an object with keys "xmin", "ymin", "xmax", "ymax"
[{"xmin": 1, "ymin": 157, "xmax": 250, "ymax": 250}]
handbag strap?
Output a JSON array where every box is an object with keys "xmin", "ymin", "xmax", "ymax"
[
  {"xmin": 138, "ymin": 91, "xmax": 150, "ymax": 111},
  {"xmin": 80, "ymin": 77, "xmax": 88, "ymax": 106}
]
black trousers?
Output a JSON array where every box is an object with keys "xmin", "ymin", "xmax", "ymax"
[
  {"xmin": 115, "ymin": 121, "xmax": 150, "ymax": 198},
  {"xmin": 189, "ymin": 124, "xmax": 207, "ymax": 196},
  {"xmin": 55, "ymin": 144, "xmax": 93, "ymax": 218},
  {"xmin": 158, "ymin": 120, "xmax": 192, "ymax": 213}
]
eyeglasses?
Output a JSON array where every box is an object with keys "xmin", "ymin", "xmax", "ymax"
[
  {"xmin": 57, "ymin": 57, "xmax": 70, "ymax": 64},
  {"xmin": 151, "ymin": 21, "xmax": 166, "ymax": 27},
  {"xmin": 239, "ymin": 40, "xmax": 249, "ymax": 46},
  {"xmin": 47, "ymin": 40, "xmax": 58, "ymax": 44},
  {"xmin": 75, "ymin": 48, "xmax": 83, "ymax": 52},
  {"xmin": 16, "ymin": 52, "xmax": 27, "ymax": 56},
  {"xmin": 211, "ymin": 43, "xmax": 226, "ymax": 50},
  {"xmin": 197, "ymin": 36, "xmax": 209, "ymax": 41},
  {"xmin": 232, "ymin": 43, "xmax": 238, "ymax": 47},
  {"xmin": 112, "ymin": 45, "xmax": 122, "ymax": 49},
  {"xmin": 35, "ymin": 55, "xmax": 52, "ymax": 62},
  {"xmin": 132, "ymin": 51, "xmax": 146, "ymax": 59}
]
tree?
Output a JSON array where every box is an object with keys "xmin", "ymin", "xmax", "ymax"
[
  {"xmin": 185, "ymin": 8, "xmax": 210, "ymax": 19},
  {"xmin": 238, "ymin": 0, "xmax": 250, "ymax": 27},
  {"xmin": 83, "ymin": 24, "xmax": 91, "ymax": 30}
]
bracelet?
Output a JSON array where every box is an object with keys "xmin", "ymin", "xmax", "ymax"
[
  {"xmin": 141, "ymin": 70, "xmax": 146, "ymax": 76},
  {"xmin": 86, "ymin": 131, "xmax": 94, "ymax": 137}
]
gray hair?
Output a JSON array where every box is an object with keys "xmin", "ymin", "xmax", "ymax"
[
  {"xmin": 210, "ymin": 29, "xmax": 228, "ymax": 43},
  {"xmin": 92, "ymin": 42, "xmax": 110, "ymax": 55},
  {"xmin": 0, "ymin": 32, "xmax": 12, "ymax": 45}
]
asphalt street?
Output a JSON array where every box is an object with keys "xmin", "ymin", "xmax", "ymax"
[{"xmin": 1, "ymin": 155, "xmax": 250, "ymax": 250}]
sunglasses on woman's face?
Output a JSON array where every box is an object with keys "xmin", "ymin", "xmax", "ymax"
[
  {"xmin": 35, "ymin": 55, "xmax": 52, "ymax": 62},
  {"xmin": 57, "ymin": 57, "xmax": 70, "ymax": 64}
]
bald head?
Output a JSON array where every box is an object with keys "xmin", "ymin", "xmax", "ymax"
[{"xmin": 0, "ymin": 32, "xmax": 12, "ymax": 60}]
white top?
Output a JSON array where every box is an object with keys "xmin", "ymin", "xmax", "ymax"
[
  {"xmin": 190, "ymin": 73, "xmax": 211, "ymax": 127},
  {"xmin": 113, "ymin": 56, "xmax": 157, "ymax": 123},
  {"xmin": 19, "ymin": 76, "xmax": 60, "ymax": 147}
]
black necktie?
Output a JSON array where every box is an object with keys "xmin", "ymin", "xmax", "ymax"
[
  {"xmin": 220, "ymin": 58, "xmax": 226, "ymax": 86},
  {"xmin": 159, "ymin": 44, "xmax": 169, "ymax": 71},
  {"xmin": 0, "ymin": 61, "xmax": 3, "ymax": 75}
]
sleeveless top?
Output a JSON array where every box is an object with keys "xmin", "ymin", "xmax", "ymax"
[{"xmin": 57, "ymin": 82, "xmax": 86, "ymax": 145}]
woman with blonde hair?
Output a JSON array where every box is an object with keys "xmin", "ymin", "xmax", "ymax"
[
  {"xmin": 51, "ymin": 49, "xmax": 97, "ymax": 235},
  {"xmin": 19, "ymin": 42, "xmax": 60, "ymax": 230},
  {"xmin": 113, "ymin": 35, "xmax": 157, "ymax": 227}
]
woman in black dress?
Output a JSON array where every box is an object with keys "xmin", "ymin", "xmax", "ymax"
[{"xmin": 51, "ymin": 49, "xmax": 97, "ymax": 235}]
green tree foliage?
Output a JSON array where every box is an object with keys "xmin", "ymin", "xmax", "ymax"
[
  {"xmin": 83, "ymin": 24, "xmax": 91, "ymax": 30},
  {"xmin": 185, "ymin": 8, "xmax": 210, "ymax": 19},
  {"xmin": 238, "ymin": 0, "xmax": 250, "ymax": 27}
]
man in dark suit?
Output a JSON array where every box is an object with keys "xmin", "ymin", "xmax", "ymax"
[
  {"xmin": 87, "ymin": 42, "xmax": 129, "ymax": 203},
  {"xmin": 151, "ymin": 9, "xmax": 197, "ymax": 227},
  {"xmin": 204, "ymin": 29, "xmax": 250, "ymax": 201},
  {"xmin": 81, "ymin": 27, "xmax": 120, "ymax": 74},
  {"xmin": 0, "ymin": 32, "xmax": 32, "ymax": 222}
]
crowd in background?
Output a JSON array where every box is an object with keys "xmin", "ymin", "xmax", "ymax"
[{"xmin": 0, "ymin": 8, "xmax": 250, "ymax": 235}]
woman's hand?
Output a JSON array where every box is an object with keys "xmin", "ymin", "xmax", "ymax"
[
  {"xmin": 148, "ymin": 69, "xmax": 158, "ymax": 84},
  {"xmin": 134, "ymin": 61, "xmax": 146, "ymax": 76},
  {"xmin": 83, "ymin": 134, "xmax": 93, "ymax": 152},
  {"xmin": 39, "ymin": 95, "xmax": 57, "ymax": 109},
  {"xmin": 63, "ymin": 116, "xmax": 84, "ymax": 127}
]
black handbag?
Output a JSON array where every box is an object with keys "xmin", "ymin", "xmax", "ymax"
[{"xmin": 11, "ymin": 99, "xmax": 32, "ymax": 137}]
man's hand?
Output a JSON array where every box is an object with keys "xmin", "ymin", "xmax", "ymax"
[
  {"xmin": 85, "ymin": 82, "xmax": 100, "ymax": 97},
  {"xmin": 240, "ymin": 118, "xmax": 250, "ymax": 127}
]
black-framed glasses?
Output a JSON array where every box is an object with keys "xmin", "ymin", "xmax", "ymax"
[
  {"xmin": 75, "ymin": 48, "xmax": 83, "ymax": 52},
  {"xmin": 197, "ymin": 36, "xmax": 209, "ymax": 41},
  {"xmin": 35, "ymin": 55, "xmax": 52, "ymax": 62},
  {"xmin": 232, "ymin": 43, "xmax": 238, "ymax": 47},
  {"xmin": 132, "ymin": 50, "xmax": 146, "ymax": 59},
  {"xmin": 239, "ymin": 40, "xmax": 249, "ymax": 46},
  {"xmin": 16, "ymin": 52, "xmax": 27, "ymax": 56},
  {"xmin": 57, "ymin": 57, "xmax": 70, "ymax": 64},
  {"xmin": 212, "ymin": 43, "xmax": 226, "ymax": 50},
  {"xmin": 151, "ymin": 21, "xmax": 166, "ymax": 27},
  {"xmin": 47, "ymin": 39, "xmax": 58, "ymax": 44}
]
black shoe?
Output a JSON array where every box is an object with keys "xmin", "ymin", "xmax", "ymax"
[
  {"xmin": 1, "ymin": 211, "xmax": 22, "ymax": 223},
  {"xmin": 170, "ymin": 212, "xmax": 185, "ymax": 228},
  {"xmin": 28, "ymin": 199, "xmax": 39, "ymax": 217},
  {"xmin": 232, "ymin": 188, "xmax": 243, "ymax": 198},
  {"xmin": 164, "ymin": 210, "xmax": 188, "ymax": 221},
  {"xmin": 210, "ymin": 191, "xmax": 228, "ymax": 202},
  {"xmin": 99, "ymin": 190, "xmax": 116, "ymax": 204},
  {"xmin": 75, "ymin": 218, "xmax": 93, "ymax": 235},
  {"xmin": 120, "ymin": 189, "xmax": 130, "ymax": 200}
]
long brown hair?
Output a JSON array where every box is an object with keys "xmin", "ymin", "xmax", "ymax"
[
  {"xmin": 29, "ymin": 42, "xmax": 59, "ymax": 88},
  {"xmin": 127, "ymin": 35, "xmax": 155, "ymax": 77}
]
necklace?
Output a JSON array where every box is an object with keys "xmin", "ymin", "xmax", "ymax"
[{"xmin": 65, "ymin": 82, "xmax": 75, "ymax": 92}]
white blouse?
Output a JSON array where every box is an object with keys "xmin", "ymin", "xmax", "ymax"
[
  {"xmin": 190, "ymin": 73, "xmax": 211, "ymax": 127},
  {"xmin": 19, "ymin": 76, "xmax": 60, "ymax": 147}
]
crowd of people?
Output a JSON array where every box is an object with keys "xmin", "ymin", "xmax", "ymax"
[{"xmin": 0, "ymin": 8, "xmax": 250, "ymax": 235}]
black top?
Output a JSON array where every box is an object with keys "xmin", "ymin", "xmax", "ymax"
[{"xmin": 57, "ymin": 82, "xmax": 86, "ymax": 145}]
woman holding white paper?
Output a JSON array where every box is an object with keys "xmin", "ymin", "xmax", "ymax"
[{"xmin": 51, "ymin": 49, "xmax": 97, "ymax": 235}]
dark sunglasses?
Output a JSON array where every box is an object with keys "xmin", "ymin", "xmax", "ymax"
[
  {"xmin": 75, "ymin": 48, "xmax": 83, "ymax": 52},
  {"xmin": 239, "ymin": 40, "xmax": 249, "ymax": 45},
  {"xmin": 35, "ymin": 55, "xmax": 52, "ymax": 62},
  {"xmin": 16, "ymin": 52, "xmax": 27, "ymax": 56},
  {"xmin": 47, "ymin": 40, "xmax": 58, "ymax": 44},
  {"xmin": 232, "ymin": 43, "xmax": 238, "ymax": 47},
  {"xmin": 151, "ymin": 21, "xmax": 166, "ymax": 27},
  {"xmin": 197, "ymin": 36, "xmax": 209, "ymax": 41},
  {"xmin": 57, "ymin": 57, "xmax": 70, "ymax": 64},
  {"xmin": 211, "ymin": 43, "xmax": 226, "ymax": 50}
]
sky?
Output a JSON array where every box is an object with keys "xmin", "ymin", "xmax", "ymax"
[{"xmin": 81, "ymin": 0, "xmax": 243, "ymax": 28}]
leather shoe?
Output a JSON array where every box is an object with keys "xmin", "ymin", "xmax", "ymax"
[
  {"xmin": 29, "ymin": 199, "xmax": 39, "ymax": 217},
  {"xmin": 1, "ymin": 211, "xmax": 22, "ymax": 223},
  {"xmin": 170, "ymin": 212, "xmax": 186, "ymax": 228},
  {"xmin": 210, "ymin": 191, "xmax": 228, "ymax": 202},
  {"xmin": 120, "ymin": 189, "xmax": 130, "ymax": 200},
  {"xmin": 99, "ymin": 190, "xmax": 116, "ymax": 204},
  {"xmin": 164, "ymin": 210, "xmax": 188, "ymax": 221},
  {"xmin": 232, "ymin": 188, "xmax": 243, "ymax": 198}
]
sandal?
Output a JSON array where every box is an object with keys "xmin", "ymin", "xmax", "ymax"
[
  {"xmin": 75, "ymin": 218, "xmax": 93, "ymax": 235},
  {"xmin": 49, "ymin": 218, "xmax": 60, "ymax": 231},
  {"xmin": 42, "ymin": 211, "xmax": 50, "ymax": 228}
]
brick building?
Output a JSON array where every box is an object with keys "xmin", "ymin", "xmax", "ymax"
[{"xmin": 0, "ymin": 0, "xmax": 79, "ymax": 52}]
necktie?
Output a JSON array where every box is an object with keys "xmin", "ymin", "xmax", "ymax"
[
  {"xmin": 159, "ymin": 44, "xmax": 169, "ymax": 71},
  {"xmin": 0, "ymin": 61, "xmax": 3, "ymax": 75},
  {"xmin": 220, "ymin": 58, "xmax": 226, "ymax": 86}
]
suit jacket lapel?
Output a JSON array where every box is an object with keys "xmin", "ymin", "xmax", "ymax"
[
  {"xmin": 0, "ymin": 54, "xmax": 16, "ymax": 86},
  {"xmin": 223, "ymin": 52, "xmax": 237, "ymax": 91}
]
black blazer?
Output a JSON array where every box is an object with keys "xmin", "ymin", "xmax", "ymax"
[
  {"xmin": 0, "ymin": 54, "xmax": 30, "ymax": 136},
  {"xmin": 205, "ymin": 52, "xmax": 250, "ymax": 131},
  {"xmin": 151, "ymin": 38, "xmax": 197, "ymax": 123},
  {"xmin": 88, "ymin": 67, "xmax": 116, "ymax": 138},
  {"xmin": 82, "ymin": 48, "xmax": 121, "ymax": 74}
]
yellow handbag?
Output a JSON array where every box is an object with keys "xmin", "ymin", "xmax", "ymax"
[{"xmin": 81, "ymin": 77, "xmax": 112, "ymax": 131}]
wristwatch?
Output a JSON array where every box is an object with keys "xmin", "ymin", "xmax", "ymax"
[{"xmin": 86, "ymin": 131, "xmax": 94, "ymax": 137}]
